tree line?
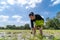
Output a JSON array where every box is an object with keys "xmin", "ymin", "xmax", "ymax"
[{"xmin": 0, "ymin": 24, "xmax": 30, "ymax": 30}]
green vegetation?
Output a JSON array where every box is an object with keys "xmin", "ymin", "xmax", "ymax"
[
  {"xmin": 0, "ymin": 24, "xmax": 30, "ymax": 30},
  {"xmin": 44, "ymin": 12, "xmax": 60, "ymax": 29}
]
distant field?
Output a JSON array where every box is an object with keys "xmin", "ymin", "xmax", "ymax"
[
  {"xmin": 0, "ymin": 30, "xmax": 60, "ymax": 40},
  {"xmin": 0, "ymin": 30, "xmax": 60, "ymax": 32}
]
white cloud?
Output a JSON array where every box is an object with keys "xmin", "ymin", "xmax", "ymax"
[
  {"xmin": 51, "ymin": 0, "xmax": 54, "ymax": 2},
  {"xmin": 26, "ymin": 6, "xmax": 29, "ymax": 9},
  {"xmin": 29, "ymin": 3, "xmax": 36, "ymax": 8},
  {"xmin": 7, "ymin": 20, "xmax": 30, "ymax": 26},
  {"xmin": 0, "ymin": 0, "xmax": 42, "ymax": 11},
  {"xmin": 16, "ymin": 0, "xmax": 42, "ymax": 9},
  {"xmin": 0, "ymin": 1, "xmax": 7, "ymax": 5},
  {"xmin": 7, "ymin": 0, "xmax": 16, "ymax": 5},
  {"xmin": 6, "ymin": 19, "xmax": 30, "ymax": 26},
  {"xmin": 25, "ymin": 0, "xmax": 42, "ymax": 9},
  {"xmin": 0, "ymin": 15, "xmax": 30, "ymax": 26},
  {"xmin": 12, "ymin": 15, "xmax": 30, "ymax": 25},
  {"xmin": 0, "ymin": 15, "xmax": 9, "ymax": 22},
  {"xmin": 20, "ymin": 21, "xmax": 30, "ymax": 26},
  {"xmin": 12, "ymin": 15, "xmax": 22, "ymax": 22},
  {"xmin": 0, "ymin": 0, "xmax": 15, "ymax": 11},
  {"xmin": 50, "ymin": 0, "xmax": 60, "ymax": 6},
  {"xmin": 20, "ymin": 21, "xmax": 29, "ymax": 24},
  {"xmin": 16, "ymin": 0, "xmax": 42, "ymax": 6},
  {"xmin": 0, "ymin": 1, "xmax": 8, "ymax": 11},
  {"xmin": 0, "ymin": 6, "xmax": 6, "ymax": 11},
  {"xmin": 17, "ymin": 0, "xmax": 27, "ymax": 5}
]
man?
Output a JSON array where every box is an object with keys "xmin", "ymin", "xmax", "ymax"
[{"xmin": 29, "ymin": 12, "xmax": 44, "ymax": 37}]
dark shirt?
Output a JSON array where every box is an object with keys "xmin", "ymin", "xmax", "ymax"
[{"xmin": 30, "ymin": 14, "xmax": 44, "ymax": 28}]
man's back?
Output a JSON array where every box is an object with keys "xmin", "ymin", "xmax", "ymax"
[{"xmin": 35, "ymin": 14, "xmax": 44, "ymax": 21}]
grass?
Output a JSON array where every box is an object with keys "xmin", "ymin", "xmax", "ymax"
[{"xmin": 0, "ymin": 30, "xmax": 60, "ymax": 40}]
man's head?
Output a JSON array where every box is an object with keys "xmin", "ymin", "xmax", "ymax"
[{"xmin": 29, "ymin": 12, "xmax": 35, "ymax": 20}]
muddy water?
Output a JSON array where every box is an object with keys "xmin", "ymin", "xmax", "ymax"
[
  {"xmin": 0, "ymin": 32, "xmax": 33, "ymax": 40},
  {"xmin": 0, "ymin": 31, "xmax": 60, "ymax": 40}
]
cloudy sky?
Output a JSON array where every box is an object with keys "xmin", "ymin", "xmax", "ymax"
[{"xmin": 0, "ymin": 0, "xmax": 60, "ymax": 26}]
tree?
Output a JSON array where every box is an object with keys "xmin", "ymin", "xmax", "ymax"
[
  {"xmin": 56, "ymin": 12, "xmax": 60, "ymax": 18},
  {"xmin": 20, "ymin": 26, "xmax": 25, "ymax": 30},
  {"xmin": 0, "ymin": 27, "xmax": 4, "ymax": 29},
  {"xmin": 45, "ymin": 12, "xmax": 60, "ymax": 29},
  {"xmin": 46, "ymin": 18, "xmax": 54, "ymax": 29},
  {"xmin": 12, "ymin": 25, "xmax": 16, "ymax": 29},
  {"xmin": 24, "ymin": 24, "xmax": 30, "ymax": 30},
  {"xmin": 6, "ymin": 25, "xmax": 12, "ymax": 29},
  {"xmin": 53, "ymin": 18, "xmax": 60, "ymax": 29},
  {"xmin": 46, "ymin": 17, "xmax": 50, "ymax": 21},
  {"xmin": 55, "ymin": 12, "xmax": 60, "ymax": 29},
  {"xmin": 6, "ymin": 25, "xmax": 16, "ymax": 29}
]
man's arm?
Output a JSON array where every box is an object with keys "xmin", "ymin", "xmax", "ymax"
[{"xmin": 31, "ymin": 20, "xmax": 34, "ymax": 28}]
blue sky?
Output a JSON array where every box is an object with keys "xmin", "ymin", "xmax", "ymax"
[{"xmin": 0, "ymin": 0, "xmax": 60, "ymax": 27}]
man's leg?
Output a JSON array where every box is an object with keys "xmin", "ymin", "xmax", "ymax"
[
  {"xmin": 33, "ymin": 27, "xmax": 36, "ymax": 36},
  {"xmin": 39, "ymin": 27, "xmax": 43, "ymax": 36},
  {"xmin": 31, "ymin": 27, "xmax": 36, "ymax": 35},
  {"xmin": 39, "ymin": 27, "xmax": 43, "ymax": 39}
]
